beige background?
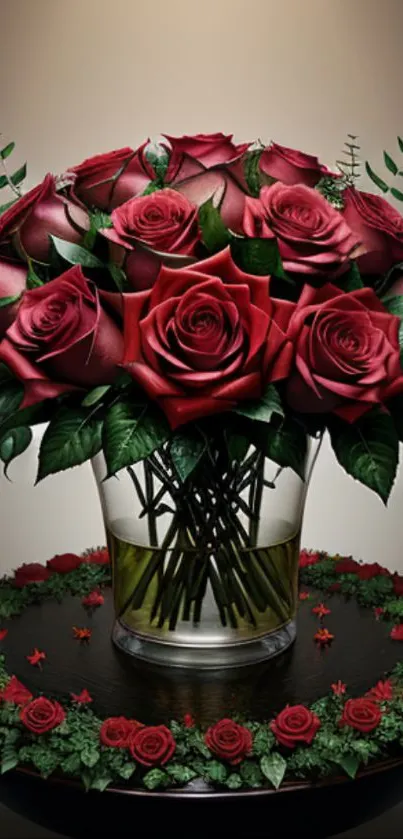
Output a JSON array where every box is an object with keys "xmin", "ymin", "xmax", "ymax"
[{"xmin": 1, "ymin": 0, "xmax": 403, "ymax": 572}]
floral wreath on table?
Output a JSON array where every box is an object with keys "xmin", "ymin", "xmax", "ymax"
[
  {"xmin": 0, "ymin": 546, "xmax": 403, "ymax": 791},
  {"xmin": 0, "ymin": 132, "xmax": 402, "ymax": 503}
]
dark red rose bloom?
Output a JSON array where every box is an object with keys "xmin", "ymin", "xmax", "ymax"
[
  {"xmin": 174, "ymin": 162, "xmax": 248, "ymax": 232},
  {"xmin": 0, "ymin": 258, "xmax": 26, "ymax": 338},
  {"xmin": 356, "ymin": 563, "xmax": 390, "ymax": 581},
  {"xmin": 46, "ymin": 553, "xmax": 82, "ymax": 574},
  {"xmin": 393, "ymin": 575, "xmax": 403, "ymax": 597},
  {"xmin": 0, "ymin": 265, "xmax": 123, "ymax": 408},
  {"xmin": 390, "ymin": 624, "xmax": 403, "ymax": 641},
  {"xmin": 243, "ymin": 184, "xmax": 358, "ymax": 281},
  {"xmin": 69, "ymin": 146, "xmax": 158, "ymax": 211},
  {"xmin": 343, "ymin": 187, "xmax": 403, "ymax": 275},
  {"xmin": 0, "ymin": 174, "xmax": 88, "ymax": 263},
  {"xmin": 163, "ymin": 132, "xmax": 249, "ymax": 168},
  {"xmin": 270, "ymin": 705, "xmax": 321, "ymax": 749},
  {"xmin": 0, "ymin": 676, "xmax": 32, "ymax": 705},
  {"xmin": 205, "ymin": 719, "xmax": 252, "ymax": 765},
  {"xmin": 129, "ymin": 725, "xmax": 176, "ymax": 767},
  {"xmin": 339, "ymin": 698, "xmax": 381, "ymax": 733},
  {"xmin": 100, "ymin": 716, "xmax": 137, "ymax": 748},
  {"xmin": 122, "ymin": 247, "xmax": 294, "ymax": 429},
  {"xmin": 285, "ymin": 283, "xmax": 403, "ymax": 421},
  {"xmin": 83, "ymin": 548, "xmax": 110, "ymax": 565},
  {"xmin": 299, "ymin": 550, "xmax": 321, "ymax": 568},
  {"xmin": 334, "ymin": 558, "xmax": 359, "ymax": 575},
  {"xmin": 259, "ymin": 142, "xmax": 330, "ymax": 188},
  {"xmin": 13, "ymin": 563, "xmax": 51, "ymax": 588},
  {"xmin": 366, "ymin": 680, "xmax": 393, "ymax": 702},
  {"xmin": 20, "ymin": 698, "xmax": 65, "ymax": 734}
]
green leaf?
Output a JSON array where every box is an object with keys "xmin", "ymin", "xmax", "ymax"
[
  {"xmin": 0, "ymin": 427, "xmax": 32, "ymax": 478},
  {"xmin": 0, "ymin": 177, "xmax": 8, "ymax": 190},
  {"xmin": 225, "ymin": 773, "xmax": 243, "ymax": 789},
  {"xmin": 260, "ymin": 752, "xmax": 287, "ymax": 789},
  {"xmin": 243, "ymin": 150, "xmax": 263, "ymax": 197},
  {"xmin": 0, "ymin": 381, "xmax": 23, "ymax": 420},
  {"xmin": 329, "ymin": 411, "xmax": 399, "ymax": 503},
  {"xmin": 0, "ymin": 292, "xmax": 22, "ymax": 308},
  {"xmin": 231, "ymin": 236, "xmax": 290, "ymax": 281},
  {"xmin": 26, "ymin": 262, "xmax": 44, "ymax": 289},
  {"xmin": 80, "ymin": 746, "xmax": 100, "ymax": 768},
  {"xmin": 384, "ymin": 152, "xmax": 398, "ymax": 176},
  {"xmin": 204, "ymin": 761, "xmax": 228, "ymax": 784},
  {"xmin": 166, "ymin": 764, "xmax": 197, "ymax": 784},
  {"xmin": 61, "ymin": 753, "xmax": 81, "ymax": 775},
  {"xmin": 235, "ymin": 384, "xmax": 284, "ymax": 424},
  {"xmin": 143, "ymin": 768, "xmax": 170, "ymax": 790},
  {"xmin": 239, "ymin": 760, "xmax": 263, "ymax": 788},
  {"xmin": 118, "ymin": 761, "xmax": 136, "ymax": 780},
  {"xmin": 10, "ymin": 164, "xmax": 27, "ymax": 187},
  {"xmin": 1, "ymin": 751, "xmax": 18, "ymax": 774},
  {"xmin": 90, "ymin": 774, "xmax": 113, "ymax": 791},
  {"xmin": 103, "ymin": 400, "xmax": 170, "ymax": 476},
  {"xmin": 381, "ymin": 295, "xmax": 403, "ymax": 362},
  {"xmin": 388, "ymin": 394, "xmax": 403, "ymax": 442},
  {"xmin": 252, "ymin": 726, "xmax": 272, "ymax": 757},
  {"xmin": 108, "ymin": 262, "xmax": 128, "ymax": 291},
  {"xmin": 82, "ymin": 385, "xmax": 111, "ymax": 408},
  {"xmin": 391, "ymin": 187, "xmax": 403, "ymax": 202},
  {"xmin": 0, "ymin": 142, "xmax": 15, "ymax": 160},
  {"xmin": 261, "ymin": 417, "xmax": 307, "ymax": 479},
  {"xmin": 365, "ymin": 162, "xmax": 389, "ymax": 193},
  {"xmin": 170, "ymin": 429, "xmax": 206, "ymax": 482},
  {"xmin": 198, "ymin": 199, "xmax": 230, "ymax": 254},
  {"xmin": 0, "ymin": 199, "xmax": 17, "ymax": 214},
  {"xmin": 338, "ymin": 261, "xmax": 363, "ymax": 292},
  {"xmin": 338, "ymin": 753, "xmax": 359, "ymax": 779},
  {"xmin": 50, "ymin": 236, "xmax": 104, "ymax": 269},
  {"xmin": 225, "ymin": 432, "xmax": 250, "ymax": 463},
  {"xmin": 398, "ymin": 137, "xmax": 403, "ymax": 154},
  {"xmin": 37, "ymin": 407, "xmax": 103, "ymax": 481}
]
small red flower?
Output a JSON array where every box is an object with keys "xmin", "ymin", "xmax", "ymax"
[
  {"xmin": 83, "ymin": 548, "xmax": 110, "ymax": 566},
  {"xmin": 328, "ymin": 582, "xmax": 341, "ymax": 593},
  {"xmin": 299, "ymin": 591, "xmax": 310, "ymax": 601},
  {"xmin": 314, "ymin": 628, "xmax": 334, "ymax": 645},
  {"xmin": 73, "ymin": 627, "xmax": 92, "ymax": 642},
  {"xmin": 390, "ymin": 624, "xmax": 403, "ymax": 641},
  {"xmin": 0, "ymin": 675, "xmax": 32, "ymax": 705},
  {"xmin": 82, "ymin": 589, "xmax": 104, "ymax": 608},
  {"xmin": 46, "ymin": 553, "xmax": 82, "ymax": 574},
  {"xmin": 373, "ymin": 607, "xmax": 384, "ymax": 620},
  {"xmin": 334, "ymin": 558, "xmax": 359, "ymax": 575},
  {"xmin": 366, "ymin": 680, "xmax": 393, "ymax": 702},
  {"xmin": 13, "ymin": 563, "xmax": 51, "ymax": 588},
  {"xmin": 299, "ymin": 550, "xmax": 321, "ymax": 569},
  {"xmin": 71, "ymin": 689, "xmax": 93, "ymax": 705},
  {"xmin": 331, "ymin": 680, "xmax": 346, "ymax": 696},
  {"xmin": 0, "ymin": 629, "xmax": 8, "ymax": 641},
  {"xmin": 183, "ymin": 713, "xmax": 195, "ymax": 729},
  {"xmin": 393, "ymin": 575, "xmax": 403, "ymax": 598},
  {"xmin": 312, "ymin": 603, "xmax": 331, "ymax": 619},
  {"xmin": 26, "ymin": 648, "xmax": 46, "ymax": 667}
]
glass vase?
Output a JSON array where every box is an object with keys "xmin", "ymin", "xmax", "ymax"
[{"xmin": 92, "ymin": 436, "xmax": 321, "ymax": 669}]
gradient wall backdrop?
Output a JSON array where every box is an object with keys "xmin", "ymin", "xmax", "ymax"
[{"xmin": 1, "ymin": 0, "xmax": 403, "ymax": 572}]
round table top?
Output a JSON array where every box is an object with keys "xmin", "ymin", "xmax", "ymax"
[{"xmin": 1, "ymin": 586, "xmax": 403, "ymax": 838}]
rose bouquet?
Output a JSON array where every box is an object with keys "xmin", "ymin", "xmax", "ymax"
[{"xmin": 0, "ymin": 131, "xmax": 403, "ymax": 632}]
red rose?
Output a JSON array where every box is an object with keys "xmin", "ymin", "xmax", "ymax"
[
  {"xmin": 69, "ymin": 146, "xmax": 156, "ymax": 211},
  {"xmin": 285, "ymin": 283, "xmax": 403, "ymax": 421},
  {"xmin": 393, "ymin": 575, "xmax": 403, "ymax": 597},
  {"xmin": 343, "ymin": 187, "xmax": 403, "ymax": 275},
  {"xmin": 1, "ymin": 676, "xmax": 32, "ymax": 705},
  {"xmin": 0, "ymin": 258, "xmax": 26, "ymax": 338},
  {"xmin": 0, "ymin": 174, "xmax": 88, "ymax": 263},
  {"xmin": 243, "ymin": 184, "xmax": 358, "ymax": 281},
  {"xmin": 259, "ymin": 142, "xmax": 329, "ymax": 187},
  {"xmin": 163, "ymin": 132, "xmax": 248, "ymax": 167},
  {"xmin": 20, "ymin": 697, "xmax": 65, "ymax": 734},
  {"xmin": 339, "ymin": 698, "xmax": 381, "ymax": 733},
  {"xmin": 356, "ymin": 563, "xmax": 390, "ymax": 581},
  {"xmin": 270, "ymin": 705, "xmax": 321, "ymax": 749},
  {"xmin": 366, "ymin": 680, "xmax": 393, "ymax": 702},
  {"xmin": 390, "ymin": 624, "xmax": 403, "ymax": 640},
  {"xmin": 0, "ymin": 265, "xmax": 123, "ymax": 407},
  {"xmin": 205, "ymin": 719, "xmax": 252, "ymax": 765},
  {"xmin": 299, "ymin": 550, "xmax": 321, "ymax": 568},
  {"xmin": 122, "ymin": 247, "xmax": 294, "ymax": 428},
  {"xmin": 46, "ymin": 553, "xmax": 82, "ymax": 574},
  {"xmin": 100, "ymin": 716, "xmax": 137, "ymax": 748},
  {"xmin": 334, "ymin": 558, "xmax": 359, "ymax": 575},
  {"xmin": 129, "ymin": 725, "xmax": 176, "ymax": 767},
  {"xmin": 13, "ymin": 563, "xmax": 51, "ymax": 588},
  {"xmin": 83, "ymin": 548, "xmax": 110, "ymax": 565}
]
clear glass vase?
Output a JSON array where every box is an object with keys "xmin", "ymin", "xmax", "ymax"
[{"xmin": 92, "ymin": 436, "xmax": 321, "ymax": 669}]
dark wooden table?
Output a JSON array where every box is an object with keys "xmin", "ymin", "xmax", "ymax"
[{"xmin": 1, "ymin": 589, "xmax": 403, "ymax": 838}]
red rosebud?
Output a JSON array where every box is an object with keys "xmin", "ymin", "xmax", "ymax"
[
  {"xmin": 298, "ymin": 591, "xmax": 310, "ymax": 601},
  {"xmin": 366, "ymin": 680, "xmax": 393, "ymax": 702},
  {"xmin": 312, "ymin": 603, "xmax": 331, "ymax": 619},
  {"xmin": 390, "ymin": 624, "xmax": 403, "ymax": 641},
  {"xmin": 129, "ymin": 725, "xmax": 176, "ymax": 767},
  {"xmin": 299, "ymin": 550, "xmax": 321, "ymax": 569},
  {"xmin": 82, "ymin": 589, "xmax": 104, "ymax": 609},
  {"xmin": 373, "ymin": 606, "xmax": 385, "ymax": 620},
  {"xmin": 0, "ymin": 675, "xmax": 32, "ymax": 705},
  {"xmin": 71, "ymin": 689, "xmax": 93, "ymax": 705},
  {"xmin": 13, "ymin": 563, "xmax": 51, "ymax": 588},
  {"xmin": 47, "ymin": 553, "xmax": 82, "ymax": 574},
  {"xmin": 21, "ymin": 698, "xmax": 65, "ymax": 734},
  {"xmin": 205, "ymin": 719, "xmax": 252, "ymax": 765},
  {"xmin": 270, "ymin": 705, "xmax": 321, "ymax": 749},
  {"xmin": 339, "ymin": 698, "xmax": 381, "ymax": 733},
  {"xmin": 331, "ymin": 680, "xmax": 346, "ymax": 697},
  {"xmin": 183, "ymin": 713, "xmax": 195, "ymax": 729}
]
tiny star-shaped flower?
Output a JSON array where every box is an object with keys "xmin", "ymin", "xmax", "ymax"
[
  {"xmin": 312, "ymin": 603, "xmax": 331, "ymax": 619},
  {"xmin": 331, "ymin": 680, "xmax": 346, "ymax": 696},
  {"xmin": 26, "ymin": 648, "xmax": 46, "ymax": 667},
  {"xmin": 373, "ymin": 607, "xmax": 384, "ymax": 620},
  {"xmin": 82, "ymin": 590, "xmax": 104, "ymax": 609},
  {"xmin": 366, "ymin": 680, "xmax": 393, "ymax": 702},
  {"xmin": 299, "ymin": 591, "xmax": 310, "ymax": 601},
  {"xmin": 72, "ymin": 626, "xmax": 92, "ymax": 642},
  {"xmin": 0, "ymin": 629, "xmax": 8, "ymax": 641},
  {"xmin": 314, "ymin": 628, "xmax": 334, "ymax": 645},
  {"xmin": 390, "ymin": 624, "xmax": 403, "ymax": 641},
  {"xmin": 71, "ymin": 688, "xmax": 93, "ymax": 704}
]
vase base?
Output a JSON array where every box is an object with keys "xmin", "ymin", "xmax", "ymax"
[{"xmin": 111, "ymin": 619, "xmax": 297, "ymax": 669}]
